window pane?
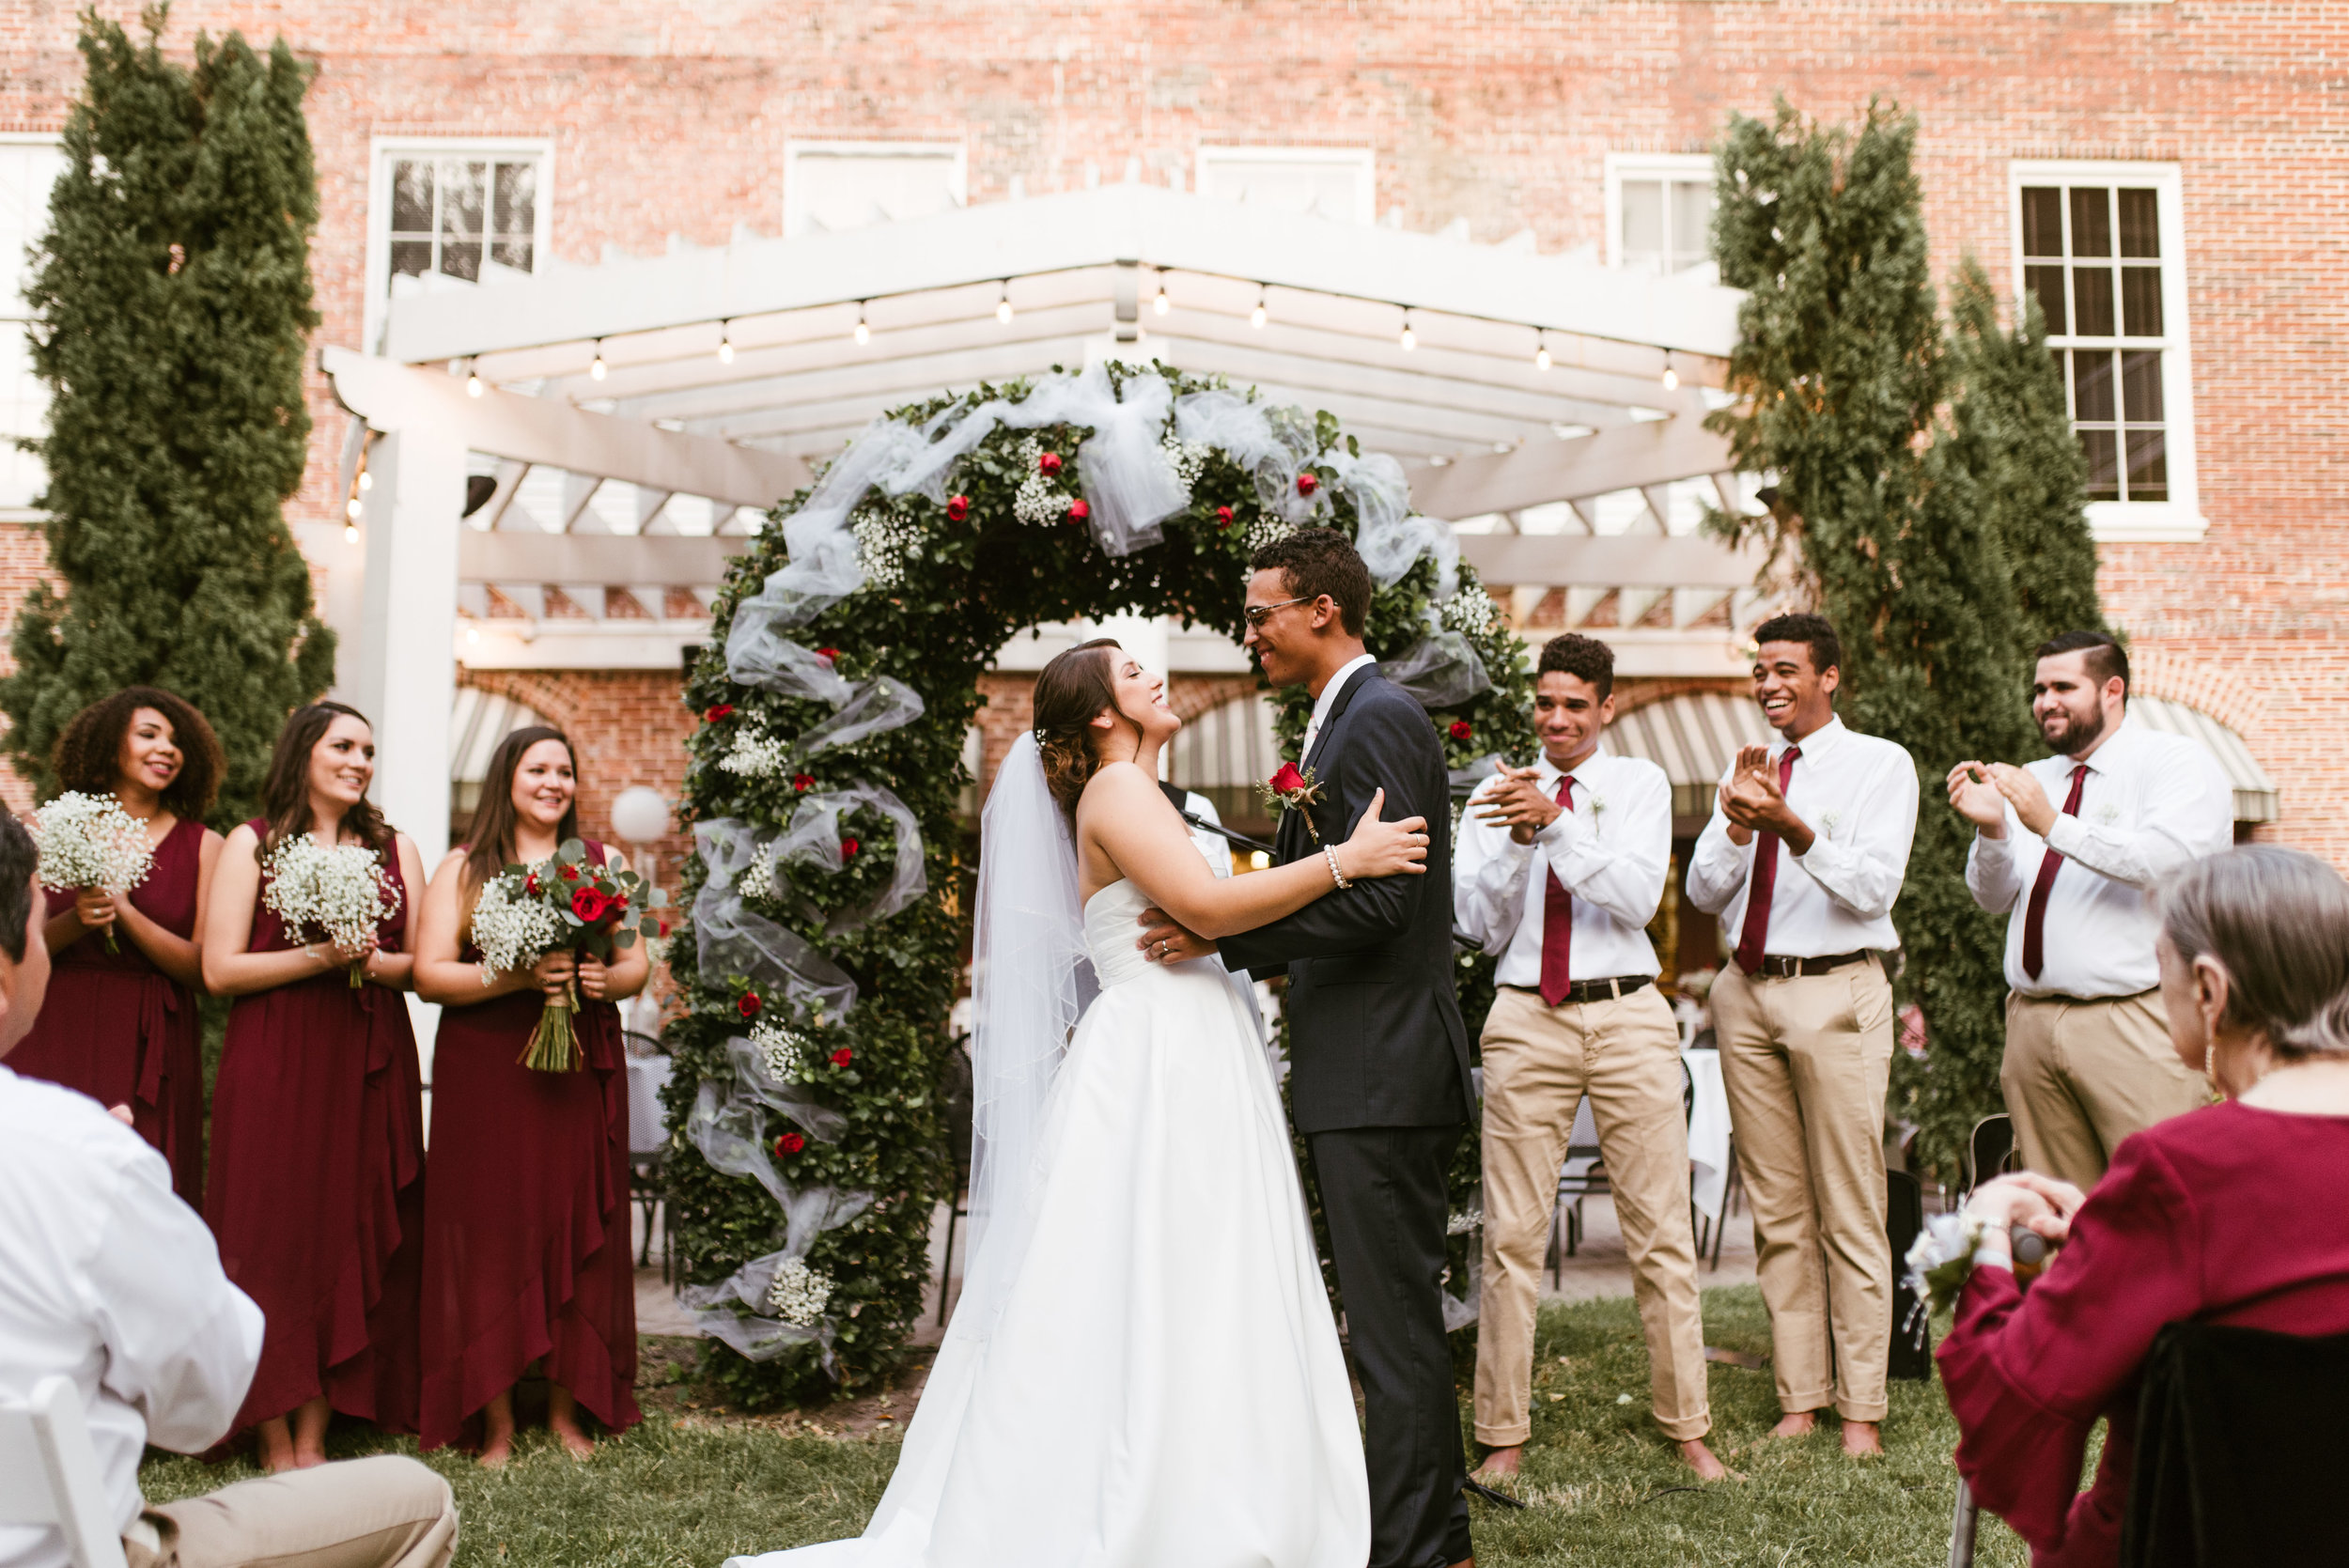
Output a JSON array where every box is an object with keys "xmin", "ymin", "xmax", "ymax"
[
  {"xmin": 2068, "ymin": 187, "xmax": 2111, "ymax": 257},
  {"xmin": 2072, "ymin": 349, "xmax": 2116, "ymax": 423},
  {"xmin": 2121, "ymin": 267, "xmax": 2163, "ymax": 337},
  {"xmin": 2073, "ymin": 267, "xmax": 2115, "ymax": 336},
  {"xmin": 2078, "ymin": 428, "xmax": 2120, "ymax": 502},
  {"xmin": 2117, "ymin": 188, "xmax": 2159, "ymax": 258},
  {"xmin": 390, "ymin": 160, "xmax": 433, "ymax": 235},
  {"xmin": 2025, "ymin": 264, "xmax": 2066, "ymax": 334},
  {"xmin": 441, "ymin": 162, "xmax": 486, "ymax": 240},
  {"xmin": 2124, "ymin": 428, "xmax": 2167, "ymax": 501},
  {"xmin": 1621, "ymin": 180, "xmax": 1664, "ymax": 269},
  {"xmin": 388, "ymin": 239, "xmax": 431, "ymax": 283},
  {"xmin": 2021, "ymin": 187, "xmax": 2063, "ymax": 257},
  {"xmin": 438, "ymin": 239, "xmax": 481, "ymax": 282},
  {"xmin": 490, "ymin": 237, "xmax": 534, "ymax": 272},
  {"xmin": 1670, "ymin": 180, "xmax": 1713, "ymax": 272},
  {"xmin": 491, "ymin": 161, "xmax": 536, "ymax": 241},
  {"xmin": 2122, "ymin": 349, "xmax": 2164, "ymax": 422}
]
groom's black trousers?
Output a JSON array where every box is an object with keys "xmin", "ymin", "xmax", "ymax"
[{"xmin": 1308, "ymin": 1124, "xmax": 1473, "ymax": 1568}]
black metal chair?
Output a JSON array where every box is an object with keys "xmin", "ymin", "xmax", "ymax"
[{"xmin": 933, "ymin": 1033, "xmax": 974, "ymax": 1324}]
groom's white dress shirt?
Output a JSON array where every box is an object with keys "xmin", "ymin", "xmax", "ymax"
[
  {"xmin": 1686, "ymin": 715, "xmax": 1921, "ymax": 956},
  {"xmin": 1455, "ymin": 747, "xmax": 1670, "ymax": 984},
  {"xmin": 1300, "ymin": 652, "xmax": 1377, "ymax": 761},
  {"xmin": 0, "ymin": 1065, "xmax": 264, "ymax": 1568},
  {"xmin": 1966, "ymin": 713, "xmax": 2232, "ymax": 999}
]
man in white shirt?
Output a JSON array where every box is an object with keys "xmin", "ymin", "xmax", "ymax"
[
  {"xmin": 1687, "ymin": 613, "xmax": 1920, "ymax": 1457},
  {"xmin": 1455, "ymin": 635, "xmax": 1725, "ymax": 1485},
  {"xmin": 1950, "ymin": 630, "xmax": 2229, "ymax": 1188},
  {"xmin": 0, "ymin": 814, "xmax": 456, "ymax": 1568}
]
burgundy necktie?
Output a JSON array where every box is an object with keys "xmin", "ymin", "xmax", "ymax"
[
  {"xmin": 1733, "ymin": 747, "xmax": 1801, "ymax": 976},
  {"xmin": 2021, "ymin": 765, "xmax": 2091, "ymax": 981},
  {"xmin": 1538, "ymin": 777, "xmax": 1576, "ymax": 1005}
]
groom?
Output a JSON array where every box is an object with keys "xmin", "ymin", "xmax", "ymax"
[{"xmin": 1142, "ymin": 527, "xmax": 1477, "ymax": 1568}]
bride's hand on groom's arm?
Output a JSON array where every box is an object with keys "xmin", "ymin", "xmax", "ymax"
[
  {"xmin": 1137, "ymin": 906, "xmax": 1217, "ymax": 965},
  {"xmin": 1336, "ymin": 787, "xmax": 1430, "ymax": 884}
]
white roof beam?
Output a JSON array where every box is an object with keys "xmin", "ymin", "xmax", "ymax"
[
  {"xmin": 458, "ymin": 532, "xmax": 745, "ymax": 585},
  {"xmin": 1409, "ymin": 414, "xmax": 1736, "ymax": 519},
  {"xmin": 1455, "ymin": 533, "xmax": 1766, "ymax": 590}
]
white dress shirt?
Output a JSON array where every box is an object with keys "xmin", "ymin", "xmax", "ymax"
[
  {"xmin": 0, "ymin": 1067, "xmax": 264, "ymax": 1568},
  {"xmin": 1687, "ymin": 715, "xmax": 1921, "ymax": 957},
  {"xmin": 1455, "ymin": 746, "xmax": 1670, "ymax": 985},
  {"xmin": 1966, "ymin": 712, "xmax": 2234, "ymax": 998},
  {"xmin": 1300, "ymin": 652, "xmax": 1377, "ymax": 763}
]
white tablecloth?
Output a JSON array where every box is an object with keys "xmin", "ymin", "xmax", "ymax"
[{"xmin": 1563, "ymin": 1047, "xmax": 1732, "ymax": 1220}]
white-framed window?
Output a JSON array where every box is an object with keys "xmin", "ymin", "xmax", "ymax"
[
  {"xmin": 2010, "ymin": 162, "xmax": 2201, "ymax": 541},
  {"xmin": 0, "ymin": 134, "xmax": 65, "ymax": 515},
  {"xmin": 1194, "ymin": 146, "xmax": 1376, "ymax": 225},
  {"xmin": 1605, "ymin": 153, "xmax": 1717, "ymax": 276},
  {"xmin": 364, "ymin": 137, "xmax": 553, "ymax": 352},
  {"xmin": 784, "ymin": 141, "xmax": 966, "ymax": 238}
]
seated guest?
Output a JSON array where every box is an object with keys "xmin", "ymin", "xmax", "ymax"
[
  {"xmin": 1937, "ymin": 846, "xmax": 2349, "ymax": 1568},
  {"xmin": 0, "ymin": 811, "xmax": 456, "ymax": 1568}
]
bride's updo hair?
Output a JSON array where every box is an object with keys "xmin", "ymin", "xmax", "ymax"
[{"xmin": 1032, "ymin": 637, "xmax": 1142, "ymax": 822}]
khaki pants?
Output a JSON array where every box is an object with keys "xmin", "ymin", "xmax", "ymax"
[
  {"xmin": 2002, "ymin": 989, "xmax": 2209, "ymax": 1190},
  {"xmin": 1712, "ymin": 957, "xmax": 1895, "ymax": 1423},
  {"xmin": 1474, "ymin": 984, "xmax": 1710, "ymax": 1446},
  {"xmin": 126, "ymin": 1455, "xmax": 456, "ymax": 1568}
]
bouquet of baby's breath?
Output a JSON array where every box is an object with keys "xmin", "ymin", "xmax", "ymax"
[
  {"xmin": 263, "ymin": 836, "xmax": 403, "ymax": 987},
  {"xmin": 32, "ymin": 793, "xmax": 155, "ymax": 954},
  {"xmin": 474, "ymin": 838, "xmax": 666, "ymax": 1072}
]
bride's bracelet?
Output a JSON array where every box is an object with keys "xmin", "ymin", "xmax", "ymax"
[{"xmin": 1323, "ymin": 846, "xmax": 1351, "ymax": 890}]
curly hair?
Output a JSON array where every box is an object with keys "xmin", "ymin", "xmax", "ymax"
[
  {"xmin": 259, "ymin": 702, "xmax": 395, "ymax": 858},
  {"xmin": 1536, "ymin": 632, "xmax": 1616, "ymax": 701},
  {"xmin": 51, "ymin": 686, "xmax": 225, "ymax": 820},
  {"xmin": 1031, "ymin": 638, "xmax": 1139, "ymax": 825}
]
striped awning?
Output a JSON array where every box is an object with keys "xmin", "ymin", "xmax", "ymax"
[
  {"xmin": 450, "ymin": 686, "xmax": 552, "ymax": 784},
  {"xmin": 1172, "ymin": 692, "xmax": 1281, "ymax": 792},
  {"xmin": 1609, "ymin": 691, "xmax": 1774, "ymax": 821},
  {"xmin": 2131, "ymin": 697, "xmax": 2279, "ymax": 823}
]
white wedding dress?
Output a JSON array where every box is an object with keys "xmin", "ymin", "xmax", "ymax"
[{"xmin": 725, "ymin": 876, "xmax": 1370, "ymax": 1567}]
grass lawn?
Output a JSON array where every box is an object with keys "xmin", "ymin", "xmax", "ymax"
[{"xmin": 139, "ymin": 1285, "xmax": 2031, "ymax": 1566}]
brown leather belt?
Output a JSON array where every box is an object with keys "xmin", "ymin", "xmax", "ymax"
[
  {"xmin": 1502, "ymin": 976, "xmax": 1653, "ymax": 1004},
  {"xmin": 1750, "ymin": 951, "xmax": 1872, "ymax": 979}
]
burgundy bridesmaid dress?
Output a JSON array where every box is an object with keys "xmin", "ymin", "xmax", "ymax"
[
  {"xmin": 204, "ymin": 825, "xmax": 425, "ymax": 1436},
  {"xmin": 419, "ymin": 839, "xmax": 640, "ymax": 1450},
  {"xmin": 9, "ymin": 815, "xmax": 207, "ymax": 1204}
]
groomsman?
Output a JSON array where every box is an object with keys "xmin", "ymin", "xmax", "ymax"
[
  {"xmin": 1456, "ymin": 634, "xmax": 1725, "ymax": 1483},
  {"xmin": 1688, "ymin": 613, "xmax": 1919, "ymax": 1457},
  {"xmin": 1949, "ymin": 630, "xmax": 2229, "ymax": 1188}
]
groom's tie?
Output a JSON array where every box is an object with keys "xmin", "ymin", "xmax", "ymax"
[{"xmin": 1539, "ymin": 777, "xmax": 1576, "ymax": 1006}]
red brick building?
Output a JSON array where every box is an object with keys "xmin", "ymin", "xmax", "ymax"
[{"xmin": 0, "ymin": 0, "xmax": 2332, "ymax": 877}]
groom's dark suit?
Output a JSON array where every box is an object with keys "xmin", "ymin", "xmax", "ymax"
[{"xmin": 1221, "ymin": 661, "xmax": 1475, "ymax": 1568}]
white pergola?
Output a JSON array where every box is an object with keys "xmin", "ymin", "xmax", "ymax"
[{"xmin": 324, "ymin": 181, "xmax": 1766, "ymax": 854}]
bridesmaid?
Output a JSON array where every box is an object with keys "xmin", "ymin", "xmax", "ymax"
[
  {"xmin": 201, "ymin": 702, "xmax": 429, "ymax": 1471},
  {"xmin": 10, "ymin": 688, "xmax": 224, "ymax": 1203},
  {"xmin": 414, "ymin": 725, "xmax": 646, "ymax": 1465}
]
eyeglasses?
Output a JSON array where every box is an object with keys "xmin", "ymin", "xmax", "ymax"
[{"xmin": 1242, "ymin": 595, "xmax": 1314, "ymax": 629}]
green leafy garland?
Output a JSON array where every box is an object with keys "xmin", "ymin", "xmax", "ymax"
[{"xmin": 669, "ymin": 365, "xmax": 1532, "ymax": 1405}]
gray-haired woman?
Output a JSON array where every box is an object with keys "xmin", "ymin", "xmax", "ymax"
[{"xmin": 1937, "ymin": 846, "xmax": 2349, "ymax": 1567}]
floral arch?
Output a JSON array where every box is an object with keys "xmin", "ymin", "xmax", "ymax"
[{"xmin": 669, "ymin": 361, "xmax": 1533, "ymax": 1404}]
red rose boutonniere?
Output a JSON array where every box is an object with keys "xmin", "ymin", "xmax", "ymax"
[{"xmin": 1257, "ymin": 761, "xmax": 1327, "ymax": 843}]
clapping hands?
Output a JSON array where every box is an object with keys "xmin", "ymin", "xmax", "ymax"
[
  {"xmin": 1719, "ymin": 745, "xmax": 1808, "ymax": 850},
  {"xmin": 1946, "ymin": 761, "xmax": 2056, "ymax": 836},
  {"xmin": 1474, "ymin": 766, "xmax": 1563, "ymax": 846}
]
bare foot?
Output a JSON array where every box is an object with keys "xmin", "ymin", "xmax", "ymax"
[
  {"xmin": 256, "ymin": 1417, "xmax": 298, "ymax": 1475},
  {"xmin": 1471, "ymin": 1444, "xmax": 1522, "ymax": 1482},
  {"xmin": 1677, "ymin": 1436, "xmax": 1731, "ymax": 1480},
  {"xmin": 1767, "ymin": 1410, "xmax": 1818, "ymax": 1438},
  {"xmin": 1841, "ymin": 1419, "xmax": 1883, "ymax": 1457},
  {"xmin": 477, "ymin": 1388, "xmax": 518, "ymax": 1469},
  {"xmin": 548, "ymin": 1384, "xmax": 598, "ymax": 1460},
  {"xmin": 289, "ymin": 1397, "xmax": 331, "ymax": 1469},
  {"xmin": 475, "ymin": 1434, "xmax": 513, "ymax": 1470}
]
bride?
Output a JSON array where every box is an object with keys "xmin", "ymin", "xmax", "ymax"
[{"xmin": 728, "ymin": 637, "xmax": 1431, "ymax": 1567}]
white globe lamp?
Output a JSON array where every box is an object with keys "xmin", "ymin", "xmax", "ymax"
[{"xmin": 611, "ymin": 785, "xmax": 671, "ymax": 847}]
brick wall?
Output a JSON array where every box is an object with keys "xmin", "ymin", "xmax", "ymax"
[{"xmin": 1, "ymin": 1, "xmax": 2341, "ymax": 859}]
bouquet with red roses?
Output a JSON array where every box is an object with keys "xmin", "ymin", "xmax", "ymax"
[{"xmin": 472, "ymin": 837, "xmax": 667, "ymax": 1071}]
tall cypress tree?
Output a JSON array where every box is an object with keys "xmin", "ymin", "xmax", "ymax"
[
  {"xmin": 3, "ymin": 8, "xmax": 334, "ymax": 827},
  {"xmin": 1707, "ymin": 101, "xmax": 2104, "ymax": 1173}
]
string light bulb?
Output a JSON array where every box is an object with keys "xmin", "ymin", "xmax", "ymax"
[
  {"xmin": 717, "ymin": 321, "xmax": 735, "ymax": 365},
  {"xmin": 1398, "ymin": 311, "xmax": 1416, "ymax": 351},
  {"xmin": 589, "ymin": 340, "xmax": 607, "ymax": 381},
  {"xmin": 465, "ymin": 359, "xmax": 483, "ymax": 396},
  {"xmin": 1152, "ymin": 280, "xmax": 1170, "ymax": 316},
  {"xmin": 345, "ymin": 521, "xmax": 359, "ymax": 544},
  {"xmin": 1250, "ymin": 287, "xmax": 1267, "ymax": 330},
  {"xmin": 996, "ymin": 281, "xmax": 1014, "ymax": 325},
  {"xmin": 357, "ymin": 471, "xmax": 372, "ymax": 492},
  {"xmin": 1660, "ymin": 354, "xmax": 1679, "ymax": 392},
  {"xmin": 1534, "ymin": 334, "xmax": 1551, "ymax": 372},
  {"xmin": 853, "ymin": 304, "xmax": 870, "ymax": 347}
]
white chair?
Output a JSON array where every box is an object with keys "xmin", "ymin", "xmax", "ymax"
[{"xmin": 0, "ymin": 1375, "xmax": 131, "ymax": 1568}]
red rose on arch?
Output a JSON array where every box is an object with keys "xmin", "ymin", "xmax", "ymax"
[
  {"xmin": 816, "ymin": 647, "xmax": 839, "ymax": 662},
  {"xmin": 1296, "ymin": 472, "xmax": 1319, "ymax": 497},
  {"xmin": 738, "ymin": 992, "xmax": 762, "ymax": 1018},
  {"xmin": 1449, "ymin": 720, "xmax": 1473, "ymax": 740},
  {"xmin": 792, "ymin": 772, "xmax": 816, "ymax": 793},
  {"xmin": 1269, "ymin": 762, "xmax": 1308, "ymax": 795},
  {"xmin": 570, "ymin": 886, "xmax": 611, "ymax": 923},
  {"xmin": 830, "ymin": 1048, "xmax": 854, "ymax": 1068},
  {"xmin": 1067, "ymin": 499, "xmax": 1090, "ymax": 522},
  {"xmin": 946, "ymin": 494, "xmax": 970, "ymax": 522},
  {"xmin": 704, "ymin": 703, "xmax": 736, "ymax": 723},
  {"xmin": 773, "ymin": 1132, "xmax": 805, "ymax": 1157},
  {"xmin": 1037, "ymin": 451, "xmax": 1063, "ymax": 475},
  {"xmin": 841, "ymin": 837, "xmax": 861, "ymax": 860},
  {"xmin": 1217, "ymin": 505, "xmax": 1235, "ymax": 529}
]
